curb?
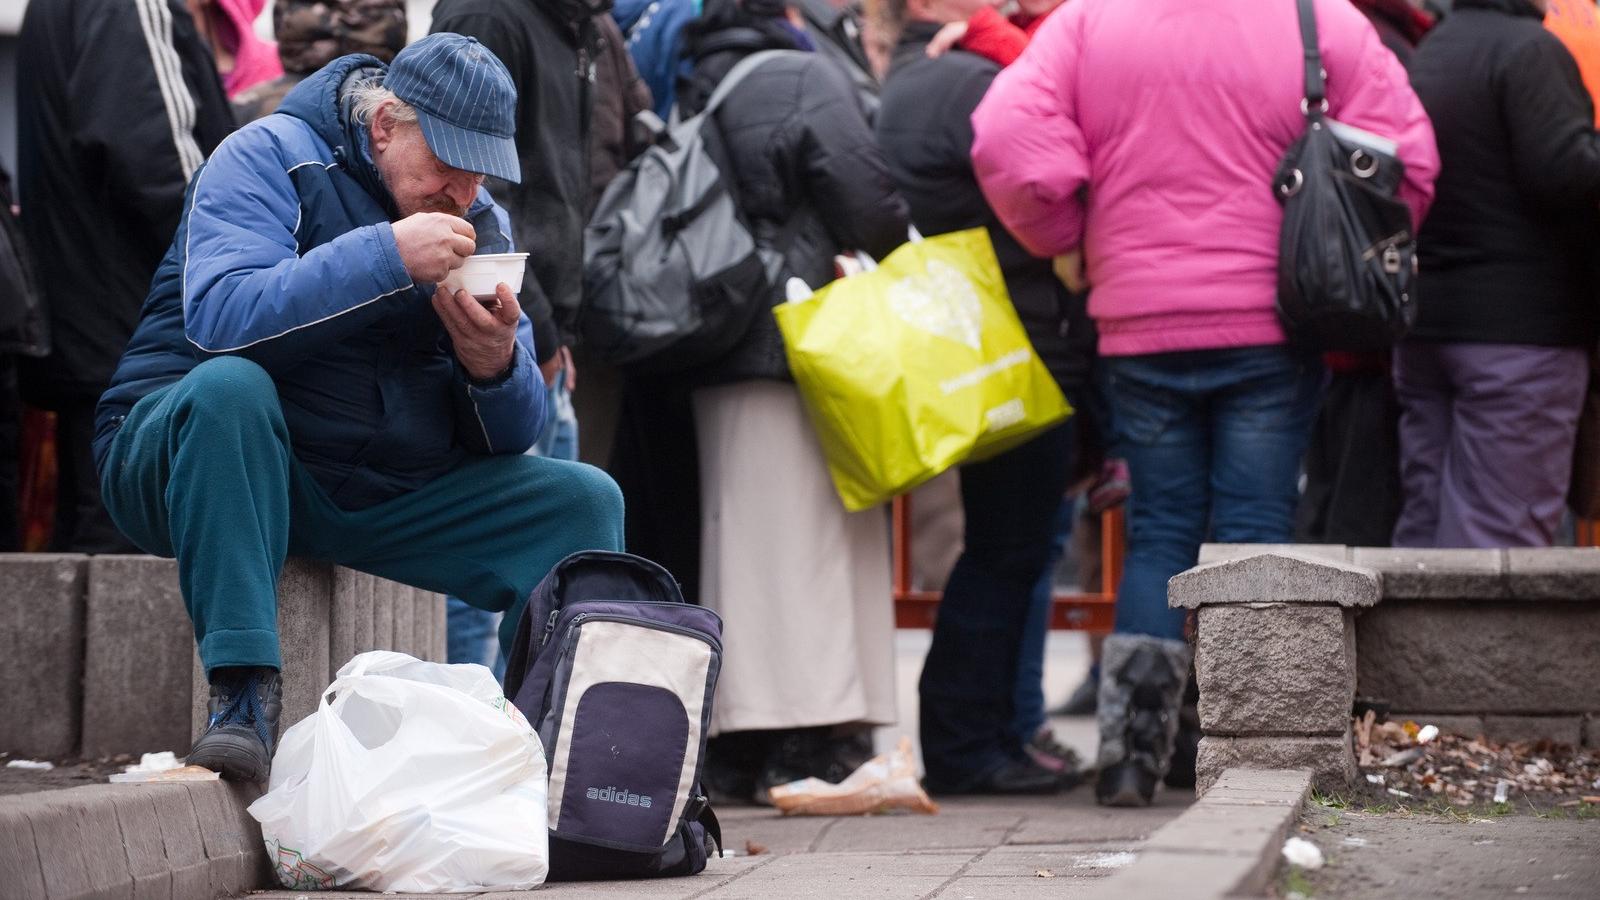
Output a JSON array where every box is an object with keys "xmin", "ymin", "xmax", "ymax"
[
  {"xmin": 1084, "ymin": 767, "xmax": 1312, "ymax": 900},
  {"xmin": 0, "ymin": 780, "xmax": 268, "ymax": 900}
]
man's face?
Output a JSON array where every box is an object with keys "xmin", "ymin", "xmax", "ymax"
[{"xmin": 369, "ymin": 103, "xmax": 484, "ymax": 218}]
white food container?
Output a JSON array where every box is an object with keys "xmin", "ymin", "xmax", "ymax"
[{"xmin": 441, "ymin": 252, "xmax": 529, "ymax": 300}]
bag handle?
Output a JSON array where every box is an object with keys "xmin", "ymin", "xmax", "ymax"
[{"xmin": 1295, "ymin": 0, "xmax": 1327, "ymax": 119}]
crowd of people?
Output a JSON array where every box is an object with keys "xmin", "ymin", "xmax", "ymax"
[{"xmin": 0, "ymin": 0, "xmax": 1596, "ymax": 810}]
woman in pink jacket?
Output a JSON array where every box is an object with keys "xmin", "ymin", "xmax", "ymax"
[{"xmin": 971, "ymin": 0, "xmax": 1438, "ymax": 807}]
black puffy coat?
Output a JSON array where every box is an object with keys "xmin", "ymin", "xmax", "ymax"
[
  {"xmin": 678, "ymin": 25, "xmax": 909, "ymax": 382},
  {"xmin": 430, "ymin": 0, "xmax": 607, "ymax": 362},
  {"xmin": 16, "ymin": 0, "xmax": 233, "ymax": 406},
  {"xmin": 1408, "ymin": 0, "xmax": 1600, "ymax": 347},
  {"xmin": 877, "ymin": 23, "xmax": 1094, "ymax": 392}
]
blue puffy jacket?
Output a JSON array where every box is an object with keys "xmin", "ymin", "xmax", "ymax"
[{"xmin": 95, "ymin": 55, "xmax": 547, "ymax": 511}]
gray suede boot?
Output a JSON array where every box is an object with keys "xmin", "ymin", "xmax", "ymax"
[{"xmin": 1094, "ymin": 634, "xmax": 1193, "ymax": 807}]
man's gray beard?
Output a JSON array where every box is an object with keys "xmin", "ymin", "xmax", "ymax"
[{"xmin": 377, "ymin": 167, "xmax": 466, "ymax": 218}]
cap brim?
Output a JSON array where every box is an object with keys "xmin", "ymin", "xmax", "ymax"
[{"xmin": 415, "ymin": 107, "xmax": 522, "ymax": 185}]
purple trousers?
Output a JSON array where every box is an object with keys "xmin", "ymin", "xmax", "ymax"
[{"xmin": 1392, "ymin": 342, "xmax": 1588, "ymax": 548}]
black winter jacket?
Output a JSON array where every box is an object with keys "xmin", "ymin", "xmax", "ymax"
[
  {"xmin": 877, "ymin": 23, "xmax": 1094, "ymax": 391},
  {"xmin": 1408, "ymin": 0, "xmax": 1600, "ymax": 347},
  {"xmin": 430, "ymin": 0, "xmax": 607, "ymax": 362},
  {"xmin": 16, "ymin": 0, "xmax": 233, "ymax": 406},
  {"xmin": 679, "ymin": 27, "xmax": 908, "ymax": 383}
]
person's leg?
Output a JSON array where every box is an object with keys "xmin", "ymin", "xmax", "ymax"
[
  {"xmin": 446, "ymin": 372, "xmax": 580, "ymax": 673},
  {"xmin": 1094, "ymin": 352, "xmax": 1211, "ymax": 806},
  {"xmin": 1101, "ymin": 355, "xmax": 1208, "ymax": 642},
  {"xmin": 99, "ymin": 356, "xmax": 297, "ymax": 780},
  {"xmin": 1012, "ymin": 498, "xmax": 1074, "ymax": 766},
  {"xmin": 1318, "ymin": 372, "xmax": 1404, "ymax": 547},
  {"xmin": 919, "ymin": 421, "xmax": 1074, "ymax": 792},
  {"xmin": 54, "ymin": 398, "xmax": 138, "ymax": 552},
  {"xmin": 1209, "ymin": 347, "xmax": 1323, "ymax": 545},
  {"xmin": 1432, "ymin": 344, "xmax": 1588, "ymax": 548},
  {"xmin": 1391, "ymin": 342, "xmax": 1453, "ymax": 548},
  {"xmin": 1293, "ymin": 366, "xmax": 1341, "ymax": 542},
  {"xmin": 291, "ymin": 452, "xmax": 625, "ymax": 655},
  {"xmin": 446, "ymin": 596, "xmax": 500, "ymax": 667},
  {"xmin": 101, "ymin": 357, "xmax": 295, "ymax": 672}
]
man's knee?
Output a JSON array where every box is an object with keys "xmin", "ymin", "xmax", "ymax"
[
  {"xmin": 174, "ymin": 357, "xmax": 282, "ymax": 427},
  {"xmin": 567, "ymin": 462, "xmax": 624, "ymax": 535}
]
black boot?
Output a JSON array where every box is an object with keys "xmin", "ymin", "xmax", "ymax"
[
  {"xmin": 1094, "ymin": 635, "xmax": 1191, "ymax": 807},
  {"xmin": 755, "ymin": 727, "xmax": 876, "ymax": 802},
  {"xmin": 188, "ymin": 666, "xmax": 282, "ymax": 783},
  {"xmin": 704, "ymin": 730, "xmax": 773, "ymax": 806}
]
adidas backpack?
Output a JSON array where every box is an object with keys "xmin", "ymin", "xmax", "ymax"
[{"xmin": 502, "ymin": 551, "xmax": 724, "ymax": 881}]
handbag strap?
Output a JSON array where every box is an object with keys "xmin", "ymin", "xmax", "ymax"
[{"xmin": 1295, "ymin": 0, "xmax": 1327, "ymax": 119}]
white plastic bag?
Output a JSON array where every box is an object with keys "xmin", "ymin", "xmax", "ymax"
[{"xmin": 248, "ymin": 651, "xmax": 549, "ymax": 893}]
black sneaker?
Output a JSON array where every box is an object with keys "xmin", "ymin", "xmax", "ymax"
[
  {"xmin": 188, "ymin": 666, "xmax": 282, "ymax": 783},
  {"xmin": 925, "ymin": 758, "xmax": 1076, "ymax": 797}
]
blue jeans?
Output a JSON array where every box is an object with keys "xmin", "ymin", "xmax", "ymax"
[
  {"xmin": 1099, "ymin": 347, "xmax": 1322, "ymax": 640},
  {"xmin": 1012, "ymin": 499, "xmax": 1075, "ymax": 742},
  {"xmin": 919, "ymin": 417, "xmax": 1077, "ymax": 786},
  {"xmin": 447, "ymin": 374, "xmax": 579, "ymax": 676}
]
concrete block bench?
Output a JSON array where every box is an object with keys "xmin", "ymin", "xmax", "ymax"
[
  {"xmin": 1171, "ymin": 545, "xmax": 1600, "ymax": 795},
  {"xmin": 0, "ymin": 780, "xmax": 267, "ymax": 900},
  {"xmin": 0, "ymin": 554, "xmax": 447, "ymax": 760}
]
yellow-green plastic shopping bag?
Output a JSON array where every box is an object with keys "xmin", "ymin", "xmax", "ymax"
[{"xmin": 774, "ymin": 227, "xmax": 1072, "ymax": 512}]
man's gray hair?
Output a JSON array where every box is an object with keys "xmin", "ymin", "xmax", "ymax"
[{"xmin": 349, "ymin": 82, "xmax": 419, "ymax": 127}]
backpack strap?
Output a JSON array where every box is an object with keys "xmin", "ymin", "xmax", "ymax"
[
  {"xmin": 684, "ymin": 794, "xmax": 722, "ymax": 855},
  {"xmin": 700, "ymin": 49, "xmax": 797, "ymax": 119}
]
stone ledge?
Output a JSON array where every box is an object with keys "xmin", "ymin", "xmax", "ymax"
[
  {"xmin": 1170, "ymin": 552, "xmax": 1381, "ymax": 609},
  {"xmin": 1480, "ymin": 715, "xmax": 1584, "ymax": 747},
  {"xmin": 1505, "ymin": 547, "xmax": 1600, "ymax": 600},
  {"xmin": 1349, "ymin": 547, "xmax": 1509, "ymax": 599},
  {"xmin": 1197, "ymin": 732, "xmax": 1356, "ymax": 796},
  {"xmin": 1196, "ymin": 605, "xmax": 1355, "ymax": 736},
  {"xmin": 1198, "ymin": 544, "xmax": 1353, "ymax": 565},
  {"xmin": 82, "ymin": 556, "xmax": 193, "ymax": 758},
  {"xmin": 0, "ymin": 780, "xmax": 267, "ymax": 900},
  {"xmin": 0, "ymin": 554, "xmax": 89, "ymax": 758},
  {"xmin": 1194, "ymin": 545, "xmax": 1600, "ymax": 602},
  {"xmin": 1085, "ymin": 768, "xmax": 1311, "ymax": 900},
  {"xmin": 1356, "ymin": 601, "xmax": 1600, "ymax": 715}
]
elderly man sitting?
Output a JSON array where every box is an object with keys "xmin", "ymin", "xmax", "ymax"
[{"xmin": 93, "ymin": 33, "xmax": 623, "ymax": 782}]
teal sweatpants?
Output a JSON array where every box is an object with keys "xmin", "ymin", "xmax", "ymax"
[{"xmin": 100, "ymin": 357, "xmax": 625, "ymax": 675}]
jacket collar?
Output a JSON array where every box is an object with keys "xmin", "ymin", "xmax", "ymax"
[
  {"xmin": 277, "ymin": 54, "xmax": 398, "ymax": 219},
  {"xmin": 1452, "ymin": 0, "xmax": 1546, "ymax": 18},
  {"xmin": 890, "ymin": 20, "xmax": 947, "ymax": 70}
]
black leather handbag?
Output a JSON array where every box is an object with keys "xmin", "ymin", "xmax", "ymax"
[{"xmin": 1273, "ymin": 0, "xmax": 1417, "ymax": 353}]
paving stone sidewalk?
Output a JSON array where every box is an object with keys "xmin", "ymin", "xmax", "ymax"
[{"xmin": 251, "ymin": 790, "xmax": 1193, "ymax": 899}]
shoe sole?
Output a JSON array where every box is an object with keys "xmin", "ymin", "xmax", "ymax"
[
  {"xmin": 1096, "ymin": 779, "xmax": 1156, "ymax": 807},
  {"xmin": 187, "ymin": 743, "xmax": 270, "ymax": 783}
]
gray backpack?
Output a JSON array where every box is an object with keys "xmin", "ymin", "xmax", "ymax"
[{"xmin": 581, "ymin": 51, "xmax": 798, "ymax": 374}]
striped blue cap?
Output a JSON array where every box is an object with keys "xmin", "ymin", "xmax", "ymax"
[{"xmin": 386, "ymin": 33, "xmax": 521, "ymax": 184}]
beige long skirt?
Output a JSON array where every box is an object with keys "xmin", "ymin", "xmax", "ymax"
[{"xmin": 692, "ymin": 380, "xmax": 898, "ymax": 735}]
